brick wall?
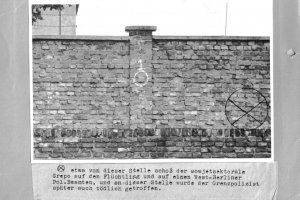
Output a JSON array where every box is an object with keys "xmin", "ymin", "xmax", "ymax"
[
  {"xmin": 33, "ymin": 36, "xmax": 130, "ymax": 129},
  {"xmin": 34, "ymin": 128, "xmax": 271, "ymax": 159},
  {"xmin": 32, "ymin": 26, "xmax": 271, "ymax": 159},
  {"xmin": 152, "ymin": 38, "xmax": 270, "ymax": 129}
]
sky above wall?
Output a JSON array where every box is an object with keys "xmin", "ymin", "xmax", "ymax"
[{"xmin": 31, "ymin": 0, "xmax": 272, "ymax": 36}]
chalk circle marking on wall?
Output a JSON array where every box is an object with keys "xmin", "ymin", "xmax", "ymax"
[
  {"xmin": 225, "ymin": 86, "xmax": 269, "ymax": 129},
  {"xmin": 133, "ymin": 59, "xmax": 149, "ymax": 87}
]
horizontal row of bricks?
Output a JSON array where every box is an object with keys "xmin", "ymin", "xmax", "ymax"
[
  {"xmin": 33, "ymin": 128, "xmax": 271, "ymax": 139},
  {"xmin": 35, "ymin": 139, "xmax": 270, "ymax": 148},
  {"xmin": 34, "ymin": 151, "xmax": 271, "ymax": 159}
]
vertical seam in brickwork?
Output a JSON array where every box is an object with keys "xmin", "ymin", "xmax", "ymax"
[
  {"xmin": 150, "ymin": 38, "xmax": 154, "ymax": 129},
  {"xmin": 128, "ymin": 41, "xmax": 132, "ymax": 128}
]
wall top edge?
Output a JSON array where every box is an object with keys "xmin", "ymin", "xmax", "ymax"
[
  {"xmin": 32, "ymin": 35, "xmax": 130, "ymax": 41},
  {"xmin": 32, "ymin": 35, "xmax": 270, "ymax": 41},
  {"xmin": 153, "ymin": 35, "xmax": 270, "ymax": 41}
]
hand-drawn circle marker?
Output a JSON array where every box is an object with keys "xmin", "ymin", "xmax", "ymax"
[
  {"xmin": 225, "ymin": 87, "xmax": 269, "ymax": 129},
  {"xmin": 57, "ymin": 164, "xmax": 65, "ymax": 172},
  {"xmin": 133, "ymin": 59, "xmax": 149, "ymax": 87}
]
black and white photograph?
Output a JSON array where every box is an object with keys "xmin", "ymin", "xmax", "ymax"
[
  {"xmin": 3, "ymin": 0, "xmax": 300, "ymax": 199},
  {"xmin": 31, "ymin": 0, "xmax": 272, "ymax": 161}
]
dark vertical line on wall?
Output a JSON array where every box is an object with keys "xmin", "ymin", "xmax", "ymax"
[
  {"xmin": 151, "ymin": 41, "xmax": 154, "ymax": 130},
  {"xmin": 128, "ymin": 41, "xmax": 131, "ymax": 129}
]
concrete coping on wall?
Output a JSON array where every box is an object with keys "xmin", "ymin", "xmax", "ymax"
[
  {"xmin": 153, "ymin": 35, "xmax": 270, "ymax": 41},
  {"xmin": 33, "ymin": 35, "xmax": 269, "ymax": 41},
  {"xmin": 32, "ymin": 35, "xmax": 130, "ymax": 41},
  {"xmin": 125, "ymin": 26, "xmax": 157, "ymax": 32}
]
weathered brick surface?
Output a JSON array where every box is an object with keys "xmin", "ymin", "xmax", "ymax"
[
  {"xmin": 152, "ymin": 39, "xmax": 270, "ymax": 129},
  {"xmin": 32, "ymin": 26, "xmax": 271, "ymax": 159},
  {"xmin": 126, "ymin": 26, "xmax": 155, "ymax": 129},
  {"xmin": 33, "ymin": 39, "xmax": 130, "ymax": 129},
  {"xmin": 33, "ymin": 128, "xmax": 271, "ymax": 159}
]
